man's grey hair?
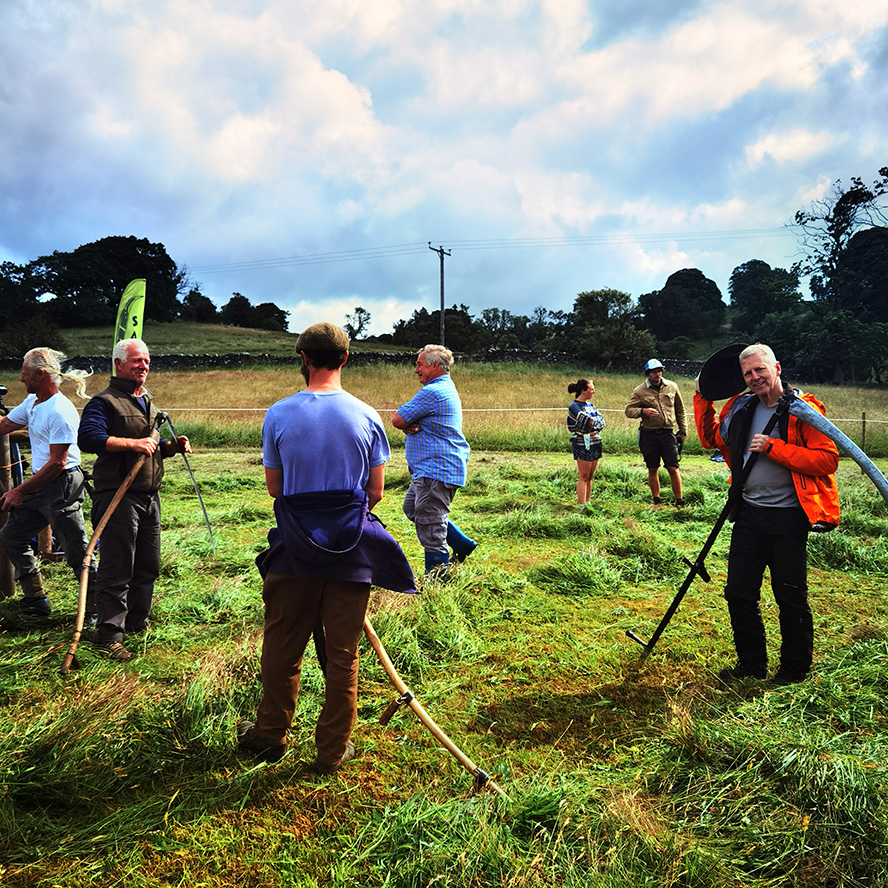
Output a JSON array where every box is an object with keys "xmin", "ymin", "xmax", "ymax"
[
  {"xmin": 23, "ymin": 347, "xmax": 91, "ymax": 400},
  {"xmin": 419, "ymin": 344, "xmax": 454, "ymax": 373},
  {"xmin": 739, "ymin": 343, "xmax": 778, "ymax": 367},
  {"xmin": 113, "ymin": 338, "xmax": 149, "ymax": 364}
]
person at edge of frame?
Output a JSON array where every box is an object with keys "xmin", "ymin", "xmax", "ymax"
[
  {"xmin": 238, "ymin": 322, "xmax": 416, "ymax": 771},
  {"xmin": 694, "ymin": 343, "xmax": 840, "ymax": 686},
  {"xmin": 566, "ymin": 377, "xmax": 605, "ymax": 513},
  {"xmin": 391, "ymin": 344, "xmax": 476, "ymax": 577},
  {"xmin": 77, "ymin": 338, "xmax": 190, "ymax": 662},
  {"xmin": 0, "ymin": 348, "xmax": 96, "ymax": 624},
  {"xmin": 625, "ymin": 358, "xmax": 688, "ymax": 509}
]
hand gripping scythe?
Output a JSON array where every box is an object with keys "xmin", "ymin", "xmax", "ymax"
[{"xmin": 60, "ymin": 415, "xmax": 163, "ymax": 675}]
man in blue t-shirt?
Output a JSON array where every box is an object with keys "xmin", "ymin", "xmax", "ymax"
[
  {"xmin": 238, "ymin": 322, "xmax": 413, "ymax": 773},
  {"xmin": 392, "ymin": 344, "xmax": 475, "ymax": 575}
]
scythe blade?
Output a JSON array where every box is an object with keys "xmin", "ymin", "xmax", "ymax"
[{"xmin": 788, "ymin": 397, "xmax": 888, "ymax": 507}]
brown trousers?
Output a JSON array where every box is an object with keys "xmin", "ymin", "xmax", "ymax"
[{"xmin": 256, "ymin": 573, "xmax": 371, "ymax": 768}]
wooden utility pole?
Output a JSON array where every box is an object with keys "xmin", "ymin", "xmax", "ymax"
[{"xmin": 428, "ymin": 243, "xmax": 451, "ymax": 345}]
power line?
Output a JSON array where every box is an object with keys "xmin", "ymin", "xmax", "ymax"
[{"xmin": 190, "ymin": 228, "xmax": 795, "ymax": 276}]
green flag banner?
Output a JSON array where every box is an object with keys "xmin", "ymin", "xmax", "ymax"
[{"xmin": 112, "ymin": 279, "xmax": 146, "ymax": 376}]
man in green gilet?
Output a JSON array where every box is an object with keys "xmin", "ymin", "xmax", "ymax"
[{"xmin": 78, "ymin": 338, "xmax": 189, "ymax": 661}]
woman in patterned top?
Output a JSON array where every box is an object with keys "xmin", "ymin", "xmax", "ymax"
[{"xmin": 567, "ymin": 378, "xmax": 605, "ymax": 512}]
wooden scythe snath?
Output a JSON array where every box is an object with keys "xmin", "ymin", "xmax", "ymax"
[
  {"xmin": 60, "ymin": 426, "xmax": 161, "ymax": 675},
  {"xmin": 363, "ymin": 616, "xmax": 510, "ymax": 800}
]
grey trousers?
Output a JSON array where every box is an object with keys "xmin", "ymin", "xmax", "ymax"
[
  {"xmin": 402, "ymin": 477, "xmax": 456, "ymax": 552},
  {"xmin": 0, "ymin": 466, "xmax": 96, "ymax": 592}
]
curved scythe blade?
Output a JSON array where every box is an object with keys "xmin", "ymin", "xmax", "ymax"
[
  {"xmin": 159, "ymin": 413, "xmax": 216, "ymax": 554},
  {"xmin": 788, "ymin": 396, "xmax": 888, "ymax": 507}
]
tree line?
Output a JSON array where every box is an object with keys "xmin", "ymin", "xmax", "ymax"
[{"xmin": 2, "ymin": 168, "xmax": 886, "ymax": 383}]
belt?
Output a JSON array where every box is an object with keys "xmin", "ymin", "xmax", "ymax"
[{"xmin": 641, "ymin": 427, "xmax": 675, "ymax": 433}]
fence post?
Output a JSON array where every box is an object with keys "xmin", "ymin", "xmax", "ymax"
[{"xmin": 861, "ymin": 412, "xmax": 867, "ymax": 475}]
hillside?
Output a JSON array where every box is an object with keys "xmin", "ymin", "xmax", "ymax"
[{"xmin": 59, "ymin": 323, "xmax": 404, "ymax": 357}]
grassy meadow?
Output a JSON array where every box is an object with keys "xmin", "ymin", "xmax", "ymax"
[
  {"xmin": 4, "ymin": 358, "xmax": 888, "ymax": 456},
  {"xmin": 1, "ymin": 360, "xmax": 888, "ymax": 886}
]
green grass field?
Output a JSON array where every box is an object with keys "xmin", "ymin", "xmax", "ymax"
[{"xmin": 2, "ymin": 442, "xmax": 888, "ymax": 886}]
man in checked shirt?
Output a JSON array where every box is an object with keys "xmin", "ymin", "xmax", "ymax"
[{"xmin": 392, "ymin": 345, "xmax": 477, "ymax": 577}]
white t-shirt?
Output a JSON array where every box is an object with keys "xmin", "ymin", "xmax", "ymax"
[{"xmin": 7, "ymin": 392, "xmax": 82, "ymax": 472}]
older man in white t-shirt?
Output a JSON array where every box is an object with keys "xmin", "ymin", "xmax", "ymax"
[{"xmin": 0, "ymin": 348, "xmax": 95, "ymax": 621}]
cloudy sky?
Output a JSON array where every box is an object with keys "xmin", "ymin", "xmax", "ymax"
[{"xmin": 3, "ymin": 0, "xmax": 888, "ymax": 336}]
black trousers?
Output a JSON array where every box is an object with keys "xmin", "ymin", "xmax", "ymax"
[
  {"xmin": 724, "ymin": 503, "xmax": 812, "ymax": 678},
  {"xmin": 92, "ymin": 490, "xmax": 161, "ymax": 644}
]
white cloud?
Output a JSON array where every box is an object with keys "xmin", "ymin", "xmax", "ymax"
[
  {"xmin": 2, "ymin": 0, "xmax": 888, "ymax": 323},
  {"xmin": 745, "ymin": 129, "xmax": 834, "ymax": 166}
]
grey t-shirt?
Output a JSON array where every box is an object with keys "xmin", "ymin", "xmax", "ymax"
[{"xmin": 741, "ymin": 401, "xmax": 800, "ymax": 509}]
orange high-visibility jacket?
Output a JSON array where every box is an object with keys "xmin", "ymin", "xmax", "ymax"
[{"xmin": 694, "ymin": 389, "xmax": 840, "ymax": 529}]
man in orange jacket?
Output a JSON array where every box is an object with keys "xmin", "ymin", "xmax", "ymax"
[{"xmin": 694, "ymin": 343, "xmax": 840, "ymax": 685}]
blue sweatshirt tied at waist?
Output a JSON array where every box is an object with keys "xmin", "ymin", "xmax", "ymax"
[{"xmin": 255, "ymin": 489, "xmax": 417, "ymax": 594}]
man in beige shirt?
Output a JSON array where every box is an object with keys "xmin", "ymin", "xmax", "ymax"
[{"xmin": 625, "ymin": 359, "xmax": 687, "ymax": 508}]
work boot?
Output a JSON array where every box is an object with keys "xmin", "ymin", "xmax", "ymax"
[
  {"xmin": 0, "ymin": 594, "xmax": 52, "ymax": 631},
  {"xmin": 236, "ymin": 721, "xmax": 286, "ymax": 763},
  {"xmin": 652, "ymin": 496, "xmax": 663, "ymax": 510},
  {"xmin": 718, "ymin": 662, "xmax": 767, "ymax": 682},
  {"xmin": 316, "ymin": 739, "xmax": 355, "ymax": 775},
  {"xmin": 20, "ymin": 572, "xmax": 47, "ymax": 598},
  {"xmin": 94, "ymin": 641, "xmax": 135, "ymax": 662}
]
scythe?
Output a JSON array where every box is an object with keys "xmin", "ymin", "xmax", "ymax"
[
  {"xmin": 60, "ymin": 419, "xmax": 162, "ymax": 675},
  {"xmin": 364, "ymin": 616, "xmax": 510, "ymax": 799},
  {"xmin": 627, "ymin": 344, "xmax": 888, "ymax": 656}
]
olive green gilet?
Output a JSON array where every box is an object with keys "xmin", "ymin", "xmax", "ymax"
[{"xmin": 91, "ymin": 381, "xmax": 165, "ymax": 495}]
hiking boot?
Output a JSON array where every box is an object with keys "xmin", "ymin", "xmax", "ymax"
[
  {"xmin": 652, "ymin": 496, "xmax": 663, "ymax": 510},
  {"xmin": 316, "ymin": 739, "xmax": 355, "ymax": 775},
  {"xmin": 94, "ymin": 641, "xmax": 135, "ymax": 661},
  {"xmin": 768, "ymin": 669, "xmax": 806, "ymax": 687},
  {"xmin": 718, "ymin": 662, "xmax": 767, "ymax": 682},
  {"xmin": 236, "ymin": 721, "xmax": 286, "ymax": 763},
  {"xmin": 7, "ymin": 594, "xmax": 52, "ymax": 617},
  {"xmin": 674, "ymin": 498, "xmax": 687, "ymax": 507}
]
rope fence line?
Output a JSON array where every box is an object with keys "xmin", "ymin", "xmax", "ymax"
[{"xmin": 70, "ymin": 406, "xmax": 888, "ymax": 424}]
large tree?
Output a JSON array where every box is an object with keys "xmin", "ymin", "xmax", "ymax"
[
  {"xmin": 638, "ymin": 268, "xmax": 726, "ymax": 343},
  {"xmin": 755, "ymin": 305, "xmax": 888, "ymax": 384},
  {"xmin": 830, "ymin": 226, "xmax": 888, "ymax": 323},
  {"xmin": 32, "ymin": 235, "xmax": 184, "ymax": 326},
  {"xmin": 391, "ymin": 304, "xmax": 483, "ymax": 350},
  {"xmin": 180, "ymin": 288, "xmax": 219, "ymax": 323},
  {"xmin": 571, "ymin": 289, "xmax": 654, "ymax": 365},
  {"xmin": 728, "ymin": 260, "xmax": 801, "ymax": 335},
  {"xmin": 794, "ymin": 167, "xmax": 888, "ymax": 308}
]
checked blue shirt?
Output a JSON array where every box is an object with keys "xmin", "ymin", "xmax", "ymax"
[{"xmin": 397, "ymin": 374, "xmax": 470, "ymax": 487}]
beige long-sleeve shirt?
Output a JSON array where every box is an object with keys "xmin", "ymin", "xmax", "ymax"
[{"xmin": 625, "ymin": 377, "xmax": 687, "ymax": 435}]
